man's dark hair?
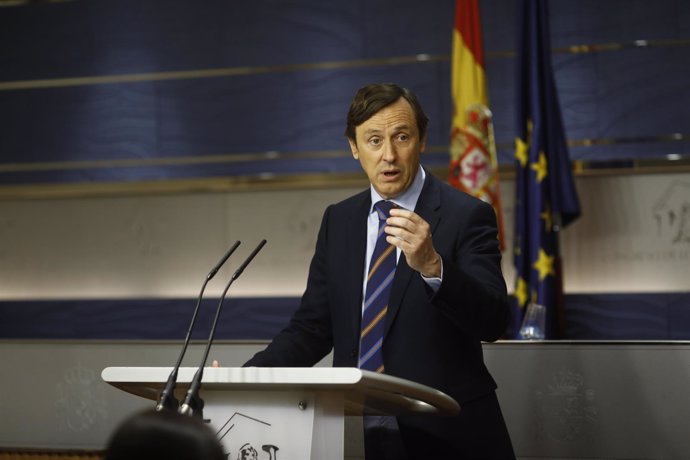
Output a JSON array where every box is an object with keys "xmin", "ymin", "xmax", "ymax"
[{"xmin": 345, "ymin": 83, "xmax": 429, "ymax": 142}]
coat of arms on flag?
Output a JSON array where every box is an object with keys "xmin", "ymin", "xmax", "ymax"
[{"xmin": 449, "ymin": 104, "xmax": 500, "ymax": 207}]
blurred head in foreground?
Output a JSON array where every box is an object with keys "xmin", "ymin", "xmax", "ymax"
[{"xmin": 105, "ymin": 409, "xmax": 225, "ymax": 460}]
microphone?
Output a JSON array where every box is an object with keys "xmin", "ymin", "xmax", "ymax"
[
  {"xmin": 179, "ymin": 239, "xmax": 267, "ymax": 418},
  {"xmin": 155, "ymin": 241, "xmax": 241, "ymax": 412}
]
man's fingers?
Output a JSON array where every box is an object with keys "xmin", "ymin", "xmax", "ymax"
[
  {"xmin": 388, "ymin": 208, "xmax": 421, "ymax": 224},
  {"xmin": 383, "ymin": 209, "xmax": 439, "ymax": 275},
  {"xmin": 385, "ymin": 225, "xmax": 425, "ymax": 251},
  {"xmin": 386, "ymin": 234, "xmax": 407, "ymax": 248},
  {"xmin": 385, "ymin": 216, "xmax": 415, "ymax": 232},
  {"xmin": 385, "ymin": 213, "xmax": 430, "ymax": 241}
]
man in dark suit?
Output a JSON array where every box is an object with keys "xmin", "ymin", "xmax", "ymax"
[{"xmin": 245, "ymin": 83, "xmax": 515, "ymax": 459}]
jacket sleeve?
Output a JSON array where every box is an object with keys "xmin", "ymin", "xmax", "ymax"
[
  {"xmin": 430, "ymin": 199, "xmax": 510, "ymax": 342},
  {"xmin": 244, "ymin": 206, "xmax": 334, "ymax": 367}
]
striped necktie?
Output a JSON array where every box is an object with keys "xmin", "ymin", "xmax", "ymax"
[{"xmin": 359, "ymin": 200, "xmax": 397, "ymax": 373}]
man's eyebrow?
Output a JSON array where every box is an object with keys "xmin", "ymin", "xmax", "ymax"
[
  {"xmin": 362, "ymin": 128, "xmax": 382, "ymax": 136},
  {"xmin": 362, "ymin": 124, "xmax": 411, "ymax": 136}
]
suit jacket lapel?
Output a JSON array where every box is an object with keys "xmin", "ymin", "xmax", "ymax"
[
  {"xmin": 346, "ymin": 193, "xmax": 371, "ymax": 341},
  {"xmin": 385, "ymin": 172, "xmax": 442, "ymax": 337}
]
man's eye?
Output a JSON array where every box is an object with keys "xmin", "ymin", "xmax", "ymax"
[
  {"xmin": 397, "ymin": 134, "xmax": 409, "ymax": 142},
  {"xmin": 369, "ymin": 137, "xmax": 381, "ymax": 145}
]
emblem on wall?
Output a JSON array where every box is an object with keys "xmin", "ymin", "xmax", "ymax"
[
  {"xmin": 55, "ymin": 364, "xmax": 107, "ymax": 432},
  {"xmin": 653, "ymin": 181, "xmax": 690, "ymax": 244},
  {"xmin": 535, "ymin": 368, "xmax": 598, "ymax": 442}
]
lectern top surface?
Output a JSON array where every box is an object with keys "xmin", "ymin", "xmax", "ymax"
[{"xmin": 101, "ymin": 366, "xmax": 460, "ymax": 416}]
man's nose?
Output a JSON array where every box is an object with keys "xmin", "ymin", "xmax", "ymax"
[{"xmin": 381, "ymin": 140, "xmax": 397, "ymax": 162}]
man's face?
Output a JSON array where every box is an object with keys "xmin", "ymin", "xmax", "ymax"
[{"xmin": 348, "ymin": 97, "xmax": 426, "ymax": 199}]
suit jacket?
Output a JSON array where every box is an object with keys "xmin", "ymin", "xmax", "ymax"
[{"xmin": 245, "ymin": 172, "xmax": 513, "ymax": 457}]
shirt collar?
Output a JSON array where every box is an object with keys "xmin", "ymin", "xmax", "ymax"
[{"xmin": 369, "ymin": 165, "xmax": 425, "ymax": 213}]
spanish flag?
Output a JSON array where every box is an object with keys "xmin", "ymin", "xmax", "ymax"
[{"xmin": 449, "ymin": 0, "xmax": 505, "ymax": 249}]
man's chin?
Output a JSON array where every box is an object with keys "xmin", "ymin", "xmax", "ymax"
[{"xmin": 374, "ymin": 184, "xmax": 404, "ymax": 199}]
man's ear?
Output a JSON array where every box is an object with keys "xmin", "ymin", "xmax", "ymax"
[{"xmin": 348, "ymin": 138, "xmax": 359, "ymax": 160}]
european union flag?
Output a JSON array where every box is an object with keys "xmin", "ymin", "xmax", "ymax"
[{"xmin": 512, "ymin": 0, "xmax": 581, "ymax": 339}]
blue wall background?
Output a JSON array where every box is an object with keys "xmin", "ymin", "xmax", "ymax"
[
  {"xmin": 1, "ymin": 0, "xmax": 688, "ymax": 186},
  {"xmin": 2, "ymin": 294, "xmax": 690, "ymax": 340}
]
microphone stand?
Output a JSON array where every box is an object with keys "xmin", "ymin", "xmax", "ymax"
[
  {"xmin": 179, "ymin": 239, "xmax": 267, "ymax": 418},
  {"xmin": 155, "ymin": 241, "xmax": 241, "ymax": 412}
]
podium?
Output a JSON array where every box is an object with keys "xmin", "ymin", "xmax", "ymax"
[{"xmin": 102, "ymin": 366, "xmax": 460, "ymax": 460}]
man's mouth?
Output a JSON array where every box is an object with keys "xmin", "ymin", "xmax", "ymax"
[{"xmin": 382, "ymin": 170, "xmax": 400, "ymax": 179}]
